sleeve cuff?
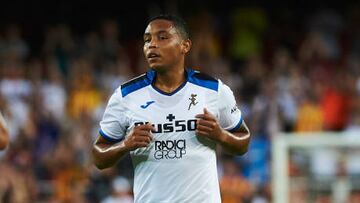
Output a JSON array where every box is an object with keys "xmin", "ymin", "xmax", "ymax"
[
  {"xmin": 99, "ymin": 129, "xmax": 123, "ymax": 143},
  {"xmin": 227, "ymin": 117, "xmax": 243, "ymax": 133}
]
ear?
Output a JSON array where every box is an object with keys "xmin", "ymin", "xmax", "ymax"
[{"xmin": 181, "ymin": 39, "xmax": 192, "ymax": 54}]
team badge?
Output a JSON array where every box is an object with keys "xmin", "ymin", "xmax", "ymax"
[{"xmin": 188, "ymin": 94, "xmax": 198, "ymax": 110}]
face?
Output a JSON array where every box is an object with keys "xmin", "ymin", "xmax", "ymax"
[{"xmin": 143, "ymin": 19, "xmax": 191, "ymax": 72}]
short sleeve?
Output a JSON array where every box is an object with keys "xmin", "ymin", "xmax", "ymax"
[
  {"xmin": 217, "ymin": 81, "xmax": 243, "ymax": 132},
  {"xmin": 99, "ymin": 88, "xmax": 128, "ymax": 142}
]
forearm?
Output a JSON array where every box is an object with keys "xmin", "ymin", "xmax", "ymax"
[
  {"xmin": 93, "ymin": 124, "xmax": 154, "ymax": 170},
  {"xmin": 0, "ymin": 115, "xmax": 9, "ymax": 150},
  {"xmin": 218, "ymin": 129, "xmax": 250, "ymax": 155},
  {"xmin": 0, "ymin": 131, "xmax": 9, "ymax": 150},
  {"xmin": 195, "ymin": 110, "xmax": 251, "ymax": 155},
  {"xmin": 92, "ymin": 141, "xmax": 130, "ymax": 169}
]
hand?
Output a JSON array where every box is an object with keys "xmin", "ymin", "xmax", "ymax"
[
  {"xmin": 195, "ymin": 108, "xmax": 225, "ymax": 142},
  {"xmin": 124, "ymin": 123, "xmax": 155, "ymax": 151}
]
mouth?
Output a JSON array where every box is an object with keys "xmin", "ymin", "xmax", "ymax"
[{"xmin": 147, "ymin": 53, "xmax": 160, "ymax": 59}]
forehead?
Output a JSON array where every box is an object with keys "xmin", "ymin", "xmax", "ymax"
[{"xmin": 144, "ymin": 19, "xmax": 177, "ymax": 35}]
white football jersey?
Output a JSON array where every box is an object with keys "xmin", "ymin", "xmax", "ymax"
[{"xmin": 99, "ymin": 69, "xmax": 243, "ymax": 203}]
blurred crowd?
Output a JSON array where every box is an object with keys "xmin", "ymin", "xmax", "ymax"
[{"xmin": 1, "ymin": 4, "xmax": 360, "ymax": 203}]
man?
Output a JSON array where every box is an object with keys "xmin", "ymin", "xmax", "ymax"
[
  {"xmin": 0, "ymin": 111, "xmax": 9, "ymax": 150},
  {"xmin": 93, "ymin": 14, "xmax": 250, "ymax": 203}
]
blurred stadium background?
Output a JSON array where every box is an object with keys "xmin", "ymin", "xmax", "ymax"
[{"xmin": 0, "ymin": 0, "xmax": 360, "ymax": 202}]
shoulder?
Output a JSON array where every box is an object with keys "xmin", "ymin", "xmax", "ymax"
[
  {"xmin": 120, "ymin": 71, "xmax": 155, "ymax": 97},
  {"xmin": 187, "ymin": 69, "xmax": 219, "ymax": 92}
]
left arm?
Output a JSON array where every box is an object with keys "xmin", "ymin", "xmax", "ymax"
[
  {"xmin": 196, "ymin": 108, "xmax": 250, "ymax": 155},
  {"xmin": 0, "ymin": 112, "xmax": 9, "ymax": 150}
]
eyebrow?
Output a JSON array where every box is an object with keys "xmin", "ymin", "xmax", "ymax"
[{"xmin": 143, "ymin": 30, "xmax": 171, "ymax": 37}]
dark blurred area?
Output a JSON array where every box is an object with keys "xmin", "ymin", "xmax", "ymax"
[{"xmin": 0, "ymin": 0, "xmax": 360, "ymax": 202}]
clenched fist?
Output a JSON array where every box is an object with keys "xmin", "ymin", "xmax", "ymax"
[
  {"xmin": 124, "ymin": 123, "xmax": 155, "ymax": 151},
  {"xmin": 195, "ymin": 108, "xmax": 226, "ymax": 142}
]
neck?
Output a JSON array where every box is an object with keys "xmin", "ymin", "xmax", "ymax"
[{"xmin": 153, "ymin": 67, "xmax": 186, "ymax": 93}]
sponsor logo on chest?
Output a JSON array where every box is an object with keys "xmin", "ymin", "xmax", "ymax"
[{"xmin": 134, "ymin": 114, "xmax": 195, "ymax": 160}]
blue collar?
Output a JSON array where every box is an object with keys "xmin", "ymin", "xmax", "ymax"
[{"xmin": 147, "ymin": 68, "xmax": 192, "ymax": 96}]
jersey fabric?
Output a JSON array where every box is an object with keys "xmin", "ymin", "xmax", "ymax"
[{"xmin": 99, "ymin": 69, "xmax": 243, "ymax": 203}]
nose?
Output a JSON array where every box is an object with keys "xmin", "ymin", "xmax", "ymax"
[{"xmin": 148, "ymin": 38, "xmax": 157, "ymax": 49}]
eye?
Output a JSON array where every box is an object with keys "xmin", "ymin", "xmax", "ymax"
[
  {"xmin": 159, "ymin": 35, "xmax": 168, "ymax": 40},
  {"xmin": 143, "ymin": 36, "xmax": 151, "ymax": 43}
]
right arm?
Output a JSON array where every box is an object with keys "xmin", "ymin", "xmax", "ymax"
[
  {"xmin": 0, "ymin": 112, "xmax": 9, "ymax": 150},
  {"xmin": 92, "ymin": 124, "xmax": 155, "ymax": 170}
]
